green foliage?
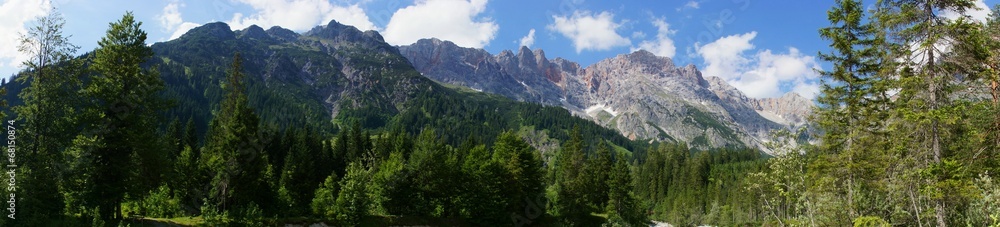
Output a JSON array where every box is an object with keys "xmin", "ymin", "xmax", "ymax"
[
  {"xmin": 583, "ymin": 141, "xmax": 612, "ymax": 210},
  {"xmin": 634, "ymin": 141, "xmax": 765, "ymax": 226},
  {"xmin": 334, "ymin": 162, "xmax": 371, "ymax": 226},
  {"xmin": 747, "ymin": 132, "xmax": 810, "ymax": 226},
  {"xmin": 310, "ymin": 173, "xmax": 339, "ymax": 219},
  {"xmin": 550, "ymin": 126, "xmax": 593, "ymax": 224},
  {"xmin": 968, "ymin": 174, "xmax": 1000, "ymax": 226},
  {"xmin": 200, "ymin": 52, "xmax": 271, "ymax": 214},
  {"xmin": 10, "ymin": 8, "xmax": 82, "ymax": 225},
  {"xmin": 606, "ymin": 153, "xmax": 648, "ymax": 226},
  {"xmin": 71, "ymin": 11, "xmax": 169, "ymax": 220},
  {"xmin": 853, "ymin": 216, "xmax": 890, "ymax": 227},
  {"xmin": 136, "ymin": 185, "xmax": 183, "ymax": 218}
]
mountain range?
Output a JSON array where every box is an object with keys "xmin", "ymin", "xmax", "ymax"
[
  {"xmin": 145, "ymin": 20, "xmax": 639, "ymax": 154},
  {"xmin": 399, "ymin": 39, "xmax": 812, "ymax": 150},
  {"xmin": 2, "ymin": 19, "xmax": 811, "ymax": 152}
]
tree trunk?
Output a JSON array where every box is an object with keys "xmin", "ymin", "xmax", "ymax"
[{"xmin": 923, "ymin": 2, "xmax": 946, "ymax": 226}]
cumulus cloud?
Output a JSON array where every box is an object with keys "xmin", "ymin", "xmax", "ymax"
[
  {"xmin": 519, "ymin": 28, "xmax": 535, "ymax": 48},
  {"xmin": 631, "ymin": 31, "xmax": 646, "ymax": 39},
  {"xmin": 684, "ymin": 1, "xmax": 700, "ymax": 9},
  {"xmin": 548, "ymin": 10, "xmax": 631, "ymax": 53},
  {"xmin": 697, "ymin": 32, "xmax": 756, "ymax": 78},
  {"xmin": 0, "ymin": 0, "xmax": 51, "ymax": 73},
  {"xmin": 158, "ymin": 1, "xmax": 200, "ymax": 41},
  {"xmin": 382, "ymin": 0, "xmax": 498, "ymax": 48},
  {"xmin": 159, "ymin": 2, "xmax": 183, "ymax": 31},
  {"xmin": 168, "ymin": 22, "xmax": 201, "ymax": 40},
  {"xmin": 229, "ymin": 0, "xmax": 377, "ymax": 32},
  {"xmin": 696, "ymin": 32, "xmax": 821, "ymax": 99},
  {"xmin": 633, "ymin": 18, "xmax": 677, "ymax": 58},
  {"xmin": 942, "ymin": 0, "xmax": 990, "ymax": 23}
]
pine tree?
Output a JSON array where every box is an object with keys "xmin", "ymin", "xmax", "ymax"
[
  {"xmin": 459, "ymin": 144, "xmax": 508, "ymax": 224},
  {"xmin": 184, "ymin": 116, "xmax": 198, "ymax": 150},
  {"xmin": 78, "ymin": 11, "xmax": 167, "ymax": 220},
  {"xmin": 492, "ymin": 131, "xmax": 545, "ymax": 224},
  {"xmin": 405, "ymin": 128, "xmax": 451, "ymax": 216},
  {"xmin": 606, "ymin": 152, "xmax": 647, "ymax": 226},
  {"xmin": 816, "ymin": 0, "xmax": 893, "ymax": 220},
  {"xmin": 584, "ymin": 141, "xmax": 612, "ymax": 210},
  {"xmin": 551, "ymin": 125, "xmax": 592, "ymax": 223},
  {"xmin": 950, "ymin": 5, "xmax": 1000, "ymax": 172},
  {"xmin": 876, "ymin": 0, "xmax": 979, "ymax": 225},
  {"xmin": 201, "ymin": 52, "xmax": 269, "ymax": 213}
]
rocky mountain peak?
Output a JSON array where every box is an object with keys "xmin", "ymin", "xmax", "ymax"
[
  {"xmin": 266, "ymin": 26, "xmax": 299, "ymax": 42},
  {"xmin": 399, "ymin": 39, "xmax": 814, "ymax": 151},
  {"xmin": 305, "ymin": 20, "xmax": 385, "ymax": 44},
  {"xmin": 184, "ymin": 22, "xmax": 235, "ymax": 40},
  {"xmin": 516, "ymin": 46, "xmax": 538, "ymax": 69},
  {"xmin": 751, "ymin": 92, "xmax": 812, "ymax": 127},
  {"xmin": 237, "ymin": 25, "xmax": 271, "ymax": 41},
  {"xmin": 533, "ymin": 49, "xmax": 547, "ymax": 64}
]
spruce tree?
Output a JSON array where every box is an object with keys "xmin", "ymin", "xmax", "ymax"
[
  {"xmin": 201, "ymin": 52, "xmax": 268, "ymax": 213},
  {"xmin": 79, "ymin": 11, "xmax": 167, "ymax": 220},
  {"xmin": 876, "ymin": 0, "xmax": 979, "ymax": 225},
  {"xmin": 606, "ymin": 152, "xmax": 647, "ymax": 226},
  {"xmin": 816, "ymin": 0, "xmax": 893, "ymax": 220},
  {"xmin": 551, "ymin": 126, "xmax": 591, "ymax": 223},
  {"xmin": 492, "ymin": 131, "xmax": 545, "ymax": 224}
]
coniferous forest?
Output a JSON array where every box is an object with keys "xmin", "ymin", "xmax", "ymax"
[{"xmin": 2, "ymin": 0, "xmax": 1000, "ymax": 226}]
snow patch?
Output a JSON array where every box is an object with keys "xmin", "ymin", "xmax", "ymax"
[
  {"xmin": 755, "ymin": 110, "xmax": 788, "ymax": 125},
  {"xmin": 585, "ymin": 104, "xmax": 619, "ymax": 117}
]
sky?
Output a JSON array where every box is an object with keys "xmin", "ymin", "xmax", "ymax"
[{"xmin": 0, "ymin": 0, "xmax": 995, "ymax": 100}]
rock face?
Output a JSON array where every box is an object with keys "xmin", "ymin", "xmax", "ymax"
[
  {"xmin": 750, "ymin": 92, "xmax": 812, "ymax": 127},
  {"xmin": 399, "ymin": 39, "xmax": 813, "ymax": 150}
]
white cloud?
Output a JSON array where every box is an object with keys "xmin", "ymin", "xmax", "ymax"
[
  {"xmin": 382, "ymin": 0, "xmax": 498, "ymax": 48},
  {"xmin": 229, "ymin": 0, "xmax": 377, "ymax": 32},
  {"xmin": 633, "ymin": 18, "xmax": 677, "ymax": 58},
  {"xmin": 0, "ymin": 0, "xmax": 51, "ymax": 73},
  {"xmin": 168, "ymin": 22, "xmax": 201, "ymax": 40},
  {"xmin": 158, "ymin": 1, "xmax": 200, "ymax": 41},
  {"xmin": 159, "ymin": 1, "xmax": 183, "ymax": 31},
  {"xmin": 548, "ymin": 10, "xmax": 631, "ymax": 53},
  {"xmin": 631, "ymin": 31, "xmax": 646, "ymax": 39},
  {"xmin": 519, "ymin": 29, "xmax": 535, "ymax": 48},
  {"xmin": 684, "ymin": 1, "xmax": 700, "ymax": 9},
  {"xmin": 942, "ymin": 0, "xmax": 990, "ymax": 23},
  {"xmin": 697, "ymin": 32, "xmax": 756, "ymax": 79},
  {"xmin": 697, "ymin": 32, "xmax": 821, "ymax": 99}
]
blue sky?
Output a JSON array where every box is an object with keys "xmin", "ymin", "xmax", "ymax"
[{"xmin": 0, "ymin": 0, "xmax": 995, "ymax": 99}]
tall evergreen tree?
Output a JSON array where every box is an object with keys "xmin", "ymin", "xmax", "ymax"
[
  {"xmin": 816, "ymin": 0, "xmax": 894, "ymax": 220},
  {"xmin": 551, "ymin": 126, "xmax": 592, "ymax": 224},
  {"xmin": 606, "ymin": 152, "xmax": 647, "ymax": 226},
  {"xmin": 492, "ymin": 131, "xmax": 545, "ymax": 224},
  {"xmin": 876, "ymin": 0, "xmax": 979, "ymax": 225},
  {"xmin": 76, "ymin": 11, "xmax": 167, "ymax": 220},
  {"xmin": 201, "ymin": 52, "xmax": 269, "ymax": 213},
  {"xmin": 584, "ymin": 141, "xmax": 612, "ymax": 210},
  {"xmin": 950, "ymin": 5, "xmax": 1000, "ymax": 172}
]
